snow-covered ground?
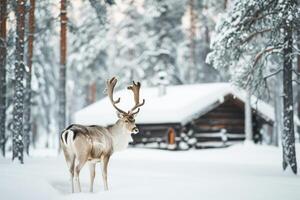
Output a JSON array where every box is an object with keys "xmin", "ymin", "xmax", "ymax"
[{"xmin": 1, "ymin": 144, "xmax": 300, "ymax": 200}]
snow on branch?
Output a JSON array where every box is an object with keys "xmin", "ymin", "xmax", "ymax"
[
  {"xmin": 292, "ymin": 79, "xmax": 300, "ymax": 84},
  {"xmin": 236, "ymin": 3, "xmax": 277, "ymax": 29},
  {"xmin": 241, "ymin": 28, "xmax": 272, "ymax": 44}
]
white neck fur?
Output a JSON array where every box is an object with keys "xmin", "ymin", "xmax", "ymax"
[{"xmin": 110, "ymin": 122, "xmax": 133, "ymax": 152}]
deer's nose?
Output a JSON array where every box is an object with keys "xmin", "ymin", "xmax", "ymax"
[{"xmin": 132, "ymin": 127, "xmax": 139, "ymax": 134}]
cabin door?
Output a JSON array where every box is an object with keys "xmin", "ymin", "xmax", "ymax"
[{"xmin": 168, "ymin": 128, "xmax": 175, "ymax": 145}]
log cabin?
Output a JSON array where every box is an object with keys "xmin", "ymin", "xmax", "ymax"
[{"xmin": 75, "ymin": 83, "xmax": 299, "ymax": 150}]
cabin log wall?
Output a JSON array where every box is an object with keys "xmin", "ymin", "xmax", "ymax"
[{"xmin": 132, "ymin": 95, "xmax": 272, "ymax": 149}]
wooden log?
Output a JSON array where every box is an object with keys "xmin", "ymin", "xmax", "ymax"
[{"xmin": 194, "ymin": 119, "xmax": 244, "ymax": 126}]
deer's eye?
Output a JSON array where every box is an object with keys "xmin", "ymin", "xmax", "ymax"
[{"xmin": 125, "ymin": 120, "xmax": 129, "ymax": 123}]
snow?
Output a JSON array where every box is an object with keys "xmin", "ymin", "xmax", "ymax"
[
  {"xmin": 74, "ymin": 83, "xmax": 284, "ymax": 126},
  {"xmin": 1, "ymin": 144, "xmax": 300, "ymax": 200}
]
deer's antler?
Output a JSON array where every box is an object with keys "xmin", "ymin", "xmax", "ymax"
[
  {"xmin": 127, "ymin": 81, "xmax": 145, "ymax": 115},
  {"xmin": 106, "ymin": 77, "xmax": 127, "ymax": 114}
]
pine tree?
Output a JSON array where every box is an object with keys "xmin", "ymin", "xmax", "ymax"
[
  {"xmin": 207, "ymin": 0, "xmax": 300, "ymax": 174},
  {"xmin": 58, "ymin": 0, "xmax": 67, "ymax": 138},
  {"xmin": 68, "ymin": 0, "xmax": 110, "ymax": 109},
  {"xmin": 282, "ymin": 20, "xmax": 296, "ymax": 172},
  {"xmin": 30, "ymin": 0, "xmax": 59, "ymax": 148},
  {"xmin": 143, "ymin": 0, "xmax": 185, "ymax": 85},
  {"xmin": 0, "ymin": 0, "xmax": 7, "ymax": 157},
  {"xmin": 196, "ymin": 1, "xmax": 223, "ymax": 82},
  {"xmin": 188, "ymin": 0, "xmax": 197, "ymax": 83},
  {"xmin": 297, "ymin": 6, "xmax": 300, "ymax": 137},
  {"xmin": 113, "ymin": 0, "xmax": 147, "ymax": 83},
  {"xmin": 23, "ymin": 0, "xmax": 35, "ymax": 155},
  {"xmin": 178, "ymin": 0, "xmax": 223, "ymax": 83},
  {"xmin": 12, "ymin": 0, "xmax": 26, "ymax": 163}
]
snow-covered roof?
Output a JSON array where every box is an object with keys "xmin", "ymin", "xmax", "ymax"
[{"xmin": 75, "ymin": 83, "xmax": 297, "ymax": 126}]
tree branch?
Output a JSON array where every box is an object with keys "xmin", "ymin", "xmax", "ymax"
[
  {"xmin": 253, "ymin": 46, "xmax": 282, "ymax": 66},
  {"xmin": 292, "ymin": 79, "xmax": 300, "ymax": 84},
  {"xmin": 292, "ymin": 69, "xmax": 300, "ymax": 76},
  {"xmin": 263, "ymin": 68, "xmax": 283, "ymax": 80}
]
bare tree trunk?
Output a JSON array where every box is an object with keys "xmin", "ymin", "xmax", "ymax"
[
  {"xmin": 244, "ymin": 90, "xmax": 253, "ymax": 142},
  {"xmin": 58, "ymin": 0, "xmax": 67, "ymax": 149},
  {"xmin": 12, "ymin": 0, "xmax": 26, "ymax": 164},
  {"xmin": 23, "ymin": 0, "xmax": 35, "ymax": 155},
  {"xmin": 0, "ymin": 0, "xmax": 7, "ymax": 157},
  {"xmin": 188, "ymin": 0, "xmax": 197, "ymax": 83},
  {"xmin": 282, "ymin": 26, "xmax": 297, "ymax": 174}
]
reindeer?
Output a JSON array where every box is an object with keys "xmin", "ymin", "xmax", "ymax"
[{"xmin": 60, "ymin": 77, "xmax": 145, "ymax": 193}]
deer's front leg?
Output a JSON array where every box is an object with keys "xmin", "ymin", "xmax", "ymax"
[
  {"xmin": 89, "ymin": 162, "xmax": 96, "ymax": 192},
  {"xmin": 101, "ymin": 156, "xmax": 110, "ymax": 191}
]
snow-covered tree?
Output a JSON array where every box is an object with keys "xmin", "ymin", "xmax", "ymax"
[
  {"xmin": 31, "ymin": 0, "xmax": 59, "ymax": 148},
  {"xmin": 297, "ymin": 0, "xmax": 300, "ymax": 138},
  {"xmin": 178, "ymin": 0, "xmax": 225, "ymax": 83},
  {"xmin": 0, "ymin": 0, "xmax": 7, "ymax": 157},
  {"xmin": 195, "ymin": 0, "xmax": 224, "ymax": 82},
  {"xmin": 112, "ymin": 0, "xmax": 147, "ymax": 84},
  {"xmin": 142, "ymin": 0, "xmax": 185, "ymax": 85},
  {"xmin": 23, "ymin": 0, "xmax": 35, "ymax": 155},
  {"xmin": 68, "ymin": 0, "xmax": 112, "ymax": 111},
  {"xmin": 58, "ymin": 0, "xmax": 67, "ymax": 143},
  {"xmin": 1, "ymin": 1, "xmax": 18, "ymax": 154},
  {"xmin": 12, "ymin": 0, "xmax": 26, "ymax": 163},
  {"xmin": 207, "ymin": 0, "xmax": 300, "ymax": 174}
]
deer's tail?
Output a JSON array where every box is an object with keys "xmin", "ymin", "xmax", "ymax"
[{"xmin": 61, "ymin": 129, "xmax": 74, "ymax": 147}]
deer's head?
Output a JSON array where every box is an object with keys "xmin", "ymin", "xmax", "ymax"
[{"xmin": 106, "ymin": 77, "xmax": 145, "ymax": 135}]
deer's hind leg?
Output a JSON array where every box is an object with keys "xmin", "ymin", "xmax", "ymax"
[
  {"xmin": 74, "ymin": 154, "xmax": 88, "ymax": 192},
  {"xmin": 62, "ymin": 147, "xmax": 75, "ymax": 193}
]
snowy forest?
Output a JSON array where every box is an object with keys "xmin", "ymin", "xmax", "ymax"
[{"xmin": 1, "ymin": 0, "xmax": 300, "ymax": 199}]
